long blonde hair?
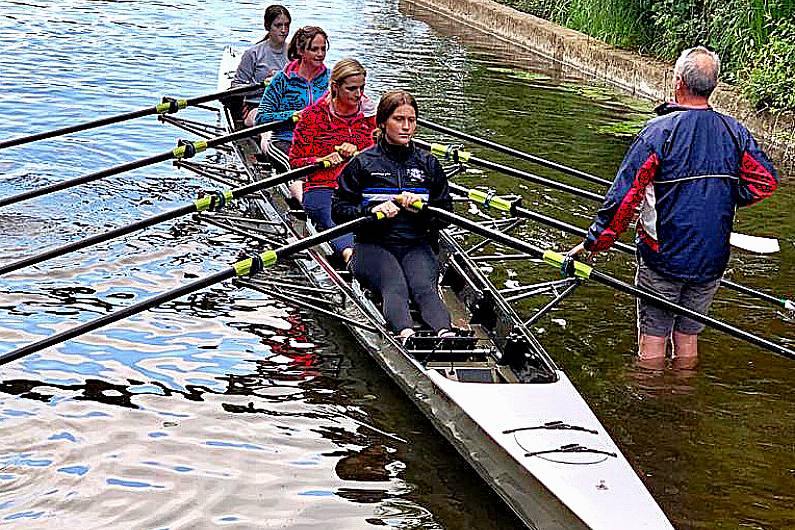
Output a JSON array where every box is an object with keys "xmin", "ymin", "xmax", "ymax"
[{"xmin": 330, "ymin": 58, "xmax": 366, "ymax": 99}]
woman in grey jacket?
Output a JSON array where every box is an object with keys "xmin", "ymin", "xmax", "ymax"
[{"xmin": 232, "ymin": 5, "xmax": 291, "ymax": 127}]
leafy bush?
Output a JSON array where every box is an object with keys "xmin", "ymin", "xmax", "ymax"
[
  {"xmin": 495, "ymin": 0, "xmax": 795, "ymax": 112},
  {"xmin": 742, "ymin": 21, "xmax": 795, "ymax": 112}
]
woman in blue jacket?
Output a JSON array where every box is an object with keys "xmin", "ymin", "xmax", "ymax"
[
  {"xmin": 332, "ymin": 90, "xmax": 454, "ymax": 341},
  {"xmin": 255, "ymin": 26, "xmax": 330, "ymax": 203}
]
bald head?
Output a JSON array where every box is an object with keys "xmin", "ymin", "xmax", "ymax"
[{"xmin": 674, "ymin": 47, "xmax": 720, "ymax": 98}]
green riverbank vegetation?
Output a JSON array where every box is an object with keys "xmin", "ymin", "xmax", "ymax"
[{"xmin": 498, "ymin": 0, "xmax": 795, "ymax": 113}]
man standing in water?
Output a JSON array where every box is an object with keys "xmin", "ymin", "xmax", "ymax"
[{"xmin": 569, "ymin": 46, "xmax": 778, "ymax": 367}]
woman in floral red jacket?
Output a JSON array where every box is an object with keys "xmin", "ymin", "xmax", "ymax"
[{"xmin": 288, "ymin": 58, "xmax": 376, "ymax": 263}]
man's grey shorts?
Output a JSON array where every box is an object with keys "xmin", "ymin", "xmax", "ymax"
[{"xmin": 635, "ymin": 258, "xmax": 721, "ymax": 336}]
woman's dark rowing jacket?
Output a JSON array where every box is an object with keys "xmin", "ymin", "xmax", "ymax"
[
  {"xmin": 584, "ymin": 103, "xmax": 778, "ymax": 282},
  {"xmin": 332, "ymin": 139, "xmax": 452, "ymax": 247}
]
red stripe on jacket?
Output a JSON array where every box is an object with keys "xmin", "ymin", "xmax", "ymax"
[
  {"xmin": 589, "ymin": 152, "xmax": 660, "ymax": 252},
  {"xmin": 740, "ymin": 151, "xmax": 777, "ymax": 205}
]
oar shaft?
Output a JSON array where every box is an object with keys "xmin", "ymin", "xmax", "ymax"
[
  {"xmin": 0, "ymin": 214, "xmax": 373, "ymax": 366},
  {"xmin": 414, "ymin": 139, "xmax": 604, "ymax": 203},
  {"xmin": 423, "ymin": 205, "xmax": 795, "ymax": 361},
  {"xmin": 0, "ymin": 108, "xmax": 155, "ymax": 150},
  {"xmin": 0, "ymin": 163, "xmax": 325, "ymax": 276},
  {"xmin": 0, "ymin": 206, "xmax": 191, "ymax": 277},
  {"xmin": 203, "ymin": 118, "xmax": 287, "ymax": 150},
  {"xmin": 0, "ymin": 118, "xmax": 288, "ymax": 209},
  {"xmin": 418, "ymin": 118, "xmax": 612, "ymax": 187},
  {"xmin": 0, "ymin": 269, "xmax": 233, "ymax": 367},
  {"xmin": 183, "ymin": 83, "xmax": 265, "ymax": 106},
  {"xmin": 231, "ymin": 161, "xmax": 324, "ymax": 198},
  {"xmin": 273, "ymin": 215, "xmax": 372, "ymax": 258},
  {"xmin": 0, "ymin": 83, "xmax": 263, "ymax": 151},
  {"xmin": 587, "ymin": 268, "xmax": 795, "ymax": 359},
  {"xmin": 0, "ymin": 151, "xmax": 174, "ymax": 209}
]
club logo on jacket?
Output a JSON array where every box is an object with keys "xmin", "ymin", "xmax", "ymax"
[{"xmin": 407, "ymin": 167, "xmax": 426, "ymax": 183}]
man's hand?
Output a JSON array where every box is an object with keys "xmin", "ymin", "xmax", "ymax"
[{"xmin": 567, "ymin": 240, "xmax": 595, "ymax": 261}]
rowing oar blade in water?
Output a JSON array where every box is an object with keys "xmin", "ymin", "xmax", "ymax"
[
  {"xmin": 0, "ymin": 82, "xmax": 266, "ymax": 151},
  {"xmin": 0, "ymin": 116, "xmax": 296, "ymax": 210},
  {"xmin": 0, "ymin": 213, "xmax": 380, "ymax": 367},
  {"xmin": 0, "ymin": 161, "xmax": 330, "ymax": 277},
  {"xmin": 413, "ymin": 201, "xmax": 795, "ymax": 361},
  {"xmin": 418, "ymin": 140, "xmax": 779, "ymax": 255},
  {"xmin": 449, "ymin": 182, "xmax": 795, "ymax": 312}
]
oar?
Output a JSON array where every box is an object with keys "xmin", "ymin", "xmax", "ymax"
[
  {"xmin": 0, "ymin": 117, "xmax": 294, "ymax": 210},
  {"xmin": 0, "ymin": 82, "xmax": 266, "ymax": 151},
  {"xmin": 420, "ymin": 141, "xmax": 778, "ymax": 254},
  {"xmin": 418, "ymin": 118, "xmax": 611, "ymax": 187},
  {"xmin": 450, "ymin": 182, "xmax": 795, "ymax": 311},
  {"xmin": 0, "ymin": 162, "xmax": 329, "ymax": 277},
  {"xmin": 415, "ymin": 202, "xmax": 795, "ymax": 361},
  {"xmin": 0, "ymin": 214, "xmax": 379, "ymax": 367},
  {"xmin": 414, "ymin": 139, "xmax": 604, "ymax": 203}
]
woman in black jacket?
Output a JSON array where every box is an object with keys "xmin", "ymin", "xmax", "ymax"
[{"xmin": 332, "ymin": 90, "xmax": 453, "ymax": 341}]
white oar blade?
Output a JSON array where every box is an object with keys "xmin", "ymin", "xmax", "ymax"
[{"xmin": 730, "ymin": 232, "xmax": 780, "ymax": 254}]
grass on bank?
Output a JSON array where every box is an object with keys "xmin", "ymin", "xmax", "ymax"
[{"xmin": 498, "ymin": 0, "xmax": 795, "ymax": 114}]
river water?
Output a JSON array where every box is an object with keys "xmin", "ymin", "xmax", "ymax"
[{"xmin": 0, "ymin": 0, "xmax": 792, "ymax": 528}]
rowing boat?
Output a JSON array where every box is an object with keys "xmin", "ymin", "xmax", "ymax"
[{"xmin": 166, "ymin": 46, "xmax": 676, "ymax": 529}]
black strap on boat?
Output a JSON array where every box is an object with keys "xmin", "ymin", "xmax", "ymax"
[
  {"xmin": 246, "ymin": 253, "xmax": 265, "ymax": 277},
  {"xmin": 206, "ymin": 190, "xmax": 227, "ymax": 211},
  {"xmin": 160, "ymin": 96, "xmax": 182, "ymax": 114},
  {"xmin": 559, "ymin": 254, "xmax": 576, "ymax": 278},
  {"xmin": 525, "ymin": 444, "xmax": 617, "ymax": 459},
  {"xmin": 177, "ymin": 138, "xmax": 197, "ymax": 159},
  {"xmin": 504, "ymin": 421, "xmax": 598, "ymax": 435}
]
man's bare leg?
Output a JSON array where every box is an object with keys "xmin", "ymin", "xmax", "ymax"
[
  {"xmin": 672, "ymin": 331, "xmax": 698, "ymax": 369},
  {"xmin": 638, "ymin": 333, "xmax": 667, "ymax": 369}
]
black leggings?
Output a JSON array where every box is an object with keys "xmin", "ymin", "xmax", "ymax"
[{"xmin": 351, "ymin": 242, "xmax": 451, "ymax": 333}]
